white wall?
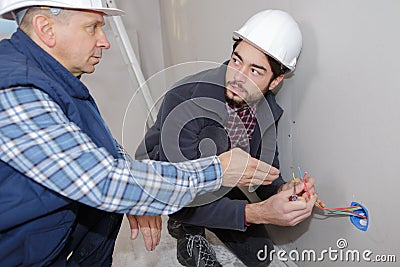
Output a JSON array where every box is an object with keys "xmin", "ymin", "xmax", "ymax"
[
  {"xmin": 83, "ymin": 0, "xmax": 165, "ymax": 154},
  {"xmin": 5, "ymin": 0, "xmax": 396, "ymax": 265},
  {"xmin": 156, "ymin": 1, "xmax": 400, "ymax": 266},
  {"xmin": 87, "ymin": 0, "xmax": 399, "ymax": 266},
  {"xmin": 83, "ymin": 0, "xmax": 400, "ymax": 266}
]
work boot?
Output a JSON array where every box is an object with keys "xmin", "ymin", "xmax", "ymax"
[
  {"xmin": 167, "ymin": 218, "xmax": 185, "ymax": 239},
  {"xmin": 176, "ymin": 233, "xmax": 222, "ymax": 267}
]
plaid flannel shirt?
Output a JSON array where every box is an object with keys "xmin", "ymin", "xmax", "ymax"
[
  {"xmin": 0, "ymin": 87, "xmax": 222, "ymax": 215},
  {"xmin": 226, "ymin": 102, "xmax": 257, "ymax": 149}
]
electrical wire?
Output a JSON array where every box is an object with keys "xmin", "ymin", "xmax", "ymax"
[{"xmin": 292, "ymin": 168, "xmax": 367, "ymax": 220}]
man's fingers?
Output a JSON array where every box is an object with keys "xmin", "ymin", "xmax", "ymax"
[
  {"xmin": 280, "ymin": 188, "xmax": 311, "ymax": 210},
  {"xmin": 131, "ymin": 228, "xmax": 139, "ymax": 240},
  {"xmin": 251, "ymin": 164, "xmax": 280, "ymax": 183},
  {"xmin": 284, "ymin": 195, "xmax": 317, "ymax": 225},
  {"xmin": 254, "ymin": 159, "xmax": 280, "ymax": 176},
  {"xmin": 316, "ymin": 199, "xmax": 326, "ymax": 208},
  {"xmin": 127, "ymin": 215, "xmax": 139, "ymax": 240},
  {"xmin": 266, "ymin": 165, "xmax": 280, "ymax": 176},
  {"xmin": 140, "ymin": 227, "xmax": 153, "ymax": 251},
  {"xmin": 219, "ymin": 148, "xmax": 281, "ymax": 187},
  {"xmin": 149, "ymin": 217, "xmax": 162, "ymax": 248},
  {"xmin": 156, "ymin": 216, "xmax": 162, "ymax": 246},
  {"xmin": 136, "ymin": 216, "xmax": 162, "ymax": 251}
]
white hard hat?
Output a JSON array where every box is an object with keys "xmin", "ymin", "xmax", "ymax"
[
  {"xmin": 0, "ymin": 0, "xmax": 124, "ymax": 21},
  {"xmin": 233, "ymin": 9, "xmax": 302, "ymax": 72}
]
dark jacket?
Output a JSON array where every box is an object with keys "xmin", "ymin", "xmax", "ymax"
[
  {"xmin": 136, "ymin": 62, "xmax": 285, "ymax": 231},
  {"xmin": 0, "ymin": 29, "xmax": 122, "ymax": 266}
]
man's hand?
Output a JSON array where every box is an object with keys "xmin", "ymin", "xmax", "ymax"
[
  {"xmin": 219, "ymin": 148, "xmax": 279, "ymax": 187},
  {"xmin": 218, "ymin": 147, "xmax": 280, "ymax": 187},
  {"xmin": 126, "ymin": 215, "xmax": 162, "ymax": 251},
  {"xmin": 245, "ymin": 183, "xmax": 317, "ymax": 226},
  {"xmin": 279, "ymin": 175, "xmax": 316, "ymax": 201}
]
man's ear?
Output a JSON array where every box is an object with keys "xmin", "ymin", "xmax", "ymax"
[
  {"xmin": 268, "ymin": 74, "xmax": 284, "ymax": 90},
  {"xmin": 32, "ymin": 15, "xmax": 56, "ymax": 47}
]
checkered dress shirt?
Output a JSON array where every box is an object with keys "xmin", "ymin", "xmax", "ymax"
[
  {"xmin": 225, "ymin": 102, "xmax": 257, "ymax": 149},
  {"xmin": 0, "ymin": 87, "xmax": 222, "ymax": 215}
]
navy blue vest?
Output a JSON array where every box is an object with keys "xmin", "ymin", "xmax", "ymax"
[{"xmin": 0, "ymin": 30, "xmax": 121, "ymax": 266}]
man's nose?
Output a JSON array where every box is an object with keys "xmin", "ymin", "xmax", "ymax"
[
  {"xmin": 98, "ymin": 30, "xmax": 111, "ymax": 49},
  {"xmin": 233, "ymin": 67, "xmax": 247, "ymax": 83}
]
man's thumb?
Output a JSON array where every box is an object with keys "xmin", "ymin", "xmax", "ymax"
[{"xmin": 127, "ymin": 215, "xmax": 139, "ymax": 240}]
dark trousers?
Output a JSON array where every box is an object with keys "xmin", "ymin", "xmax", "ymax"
[
  {"xmin": 51, "ymin": 205, "xmax": 123, "ymax": 267},
  {"xmin": 179, "ymin": 188, "xmax": 274, "ymax": 266}
]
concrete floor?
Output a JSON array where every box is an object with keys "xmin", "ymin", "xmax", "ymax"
[{"xmin": 112, "ymin": 216, "xmax": 297, "ymax": 267}]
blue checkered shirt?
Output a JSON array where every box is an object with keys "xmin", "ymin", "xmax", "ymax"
[{"xmin": 0, "ymin": 87, "xmax": 222, "ymax": 215}]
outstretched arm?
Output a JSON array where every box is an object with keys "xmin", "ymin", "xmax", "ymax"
[{"xmin": 0, "ymin": 88, "xmax": 272, "ymax": 216}]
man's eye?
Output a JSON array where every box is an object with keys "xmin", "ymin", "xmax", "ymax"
[{"xmin": 88, "ymin": 25, "xmax": 97, "ymax": 32}]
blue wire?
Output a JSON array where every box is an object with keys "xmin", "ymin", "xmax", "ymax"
[{"xmin": 297, "ymin": 166, "xmax": 304, "ymax": 182}]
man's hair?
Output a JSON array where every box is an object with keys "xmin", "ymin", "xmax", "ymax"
[
  {"xmin": 232, "ymin": 38, "xmax": 289, "ymax": 80},
  {"xmin": 19, "ymin": 7, "xmax": 72, "ymax": 34}
]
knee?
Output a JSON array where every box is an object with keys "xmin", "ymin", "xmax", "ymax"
[{"xmin": 239, "ymin": 240, "xmax": 274, "ymax": 266}]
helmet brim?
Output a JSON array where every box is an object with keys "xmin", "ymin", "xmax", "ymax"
[
  {"xmin": 1, "ymin": 2, "xmax": 124, "ymax": 20},
  {"xmin": 233, "ymin": 31, "xmax": 296, "ymax": 72}
]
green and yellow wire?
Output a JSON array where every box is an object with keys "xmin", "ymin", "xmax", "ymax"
[{"xmin": 292, "ymin": 168, "xmax": 366, "ymax": 220}]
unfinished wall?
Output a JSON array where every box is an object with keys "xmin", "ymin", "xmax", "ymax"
[
  {"xmin": 84, "ymin": 0, "xmax": 400, "ymax": 265},
  {"xmin": 157, "ymin": 0, "xmax": 399, "ymax": 266},
  {"xmin": 3, "ymin": 0, "xmax": 397, "ymax": 265}
]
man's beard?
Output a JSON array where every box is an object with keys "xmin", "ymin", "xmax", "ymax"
[
  {"xmin": 225, "ymin": 80, "xmax": 270, "ymax": 108},
  {"xmin": 225, "ymin": 81, "xmax": 247, "ymax": 108}
]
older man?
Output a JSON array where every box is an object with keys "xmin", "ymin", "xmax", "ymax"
[{"xmin": 0, "ymin": 1, "xmax": 279, "ymax": 266}]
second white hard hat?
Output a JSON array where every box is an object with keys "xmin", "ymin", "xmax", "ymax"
[
  {"xmin": 233, "ymin": 9, "xmax": 302, "ymax": 72},
  {"xmin": 0, "ymin": 0, "xmax": 124, "ymax": 21}
]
